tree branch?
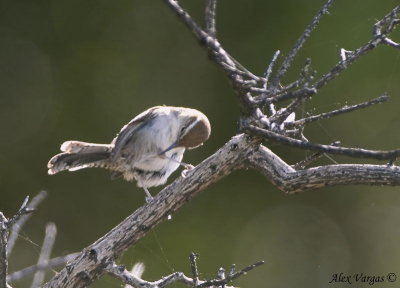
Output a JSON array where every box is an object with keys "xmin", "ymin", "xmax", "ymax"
[
  {"xmin": 289, "ymin": 94, "xmax": 389, "ymax": 128},
  {"xmin": 30, "ymin": 223, "xmax": 57, "ymax": 288},
  {"xmin": 314, "ymin": 6, "xmax": 400, "ymax": 90},
  {"xmin": 247, "ymin": 144, "xmax": 400, "ymax": 193},
  {"xmin": 271, "ymin": 0, "xmax": 336, "ymax": 89},
  {"xmin": 0, "ymin": 213, "xmax": 11, "ymax": 288},
  {"xmin": 7, "ymin": 191, "xmax": 47, "ymax": 256},
  {"xmin": 246, "ymin": 125, "xmax": 400, "ymax": 160},
  {"xmin": 104, "ymin": 254, "xmax": 263, "ymax": 288},
  {"xmin": 205, "ymin": 0, "xmax": 217, "ymax": 38},
  {"xmin": 163, "ymin": 0, "xmax": 259, "ymax": 114},
  {"xmin": 7, "ymin": 253, "xmax": 79, "ymax": 283},
  {"xmin": 1, "ymin": 194, "xmax": 44, "ymax": 288}
]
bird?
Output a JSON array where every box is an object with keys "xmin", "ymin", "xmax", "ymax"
[{"xmin": 47, "ymin": 106, "xmax": 211, "ymax": 201}]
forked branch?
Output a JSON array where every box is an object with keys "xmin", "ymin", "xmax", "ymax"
[{"xmin": 105, "ymin": 253, "xmax": 264, "ymax": 288}]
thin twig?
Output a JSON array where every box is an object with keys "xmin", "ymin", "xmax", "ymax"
[
  {"xmin": 163, "ymin": 0, "xmax": 259, "ymax": 114},
  {"xmin": 0, "ymin": 212, "xmax": 11, "ymax": 288},
  {"xmin": 7, "ymin": 253, "xmax": 79, "ymax": 283},
  {"xmin": 164, "ymin": 0, "xmax": 234, "ymax": 68},
  {"xmin": 246, "ymin": 125, "xmax": 400, "ymax": 160},
  {"xmin": 292, "ymin": 141, "xmax": 341, "ymax": 170},
  {"xmin": 217, "ymin": 267, "xmax": 225, "ymax": 288},
  {"xmin": 289, "ymin": 94, "xmax": 389, "ymax": 128},
  {"xmin": 263, "ymin": 50, "xmax": 281, "ymax": 88},
  {"xmin": 31, "ymin": 223, "xmax": 57, "ymax": 288},
  {"xmin": 205, "ymin": 0, "xmax": 217, "ymax": 38},
  {"xmin": 198, "ymin": 261, "xmax": 264, "ymax": 288},
  {"xmin": 264, "ymin": 87, "xmax": 317, "ymax": 105},
  {"xmin": 314, "ymin": 6, "xmax": 400, "ymax": 90},
  {"xmin": 7, "ymin": 191, "xmax": 48, "ymax": 255},
  {"xmin": 105, "ymin": 256, "xmax": 264, "ymax": 288},
  {"xmin": 271, "ymin": 0, "xmax": 336, "ymax": 89},
  {"xmin": 268, "ymin": 58, "xmax": 315, "ymax": 102},
  {"xmin": 383, "ymin": 37, "xmax": 400, "ymax": 48},
  {"xmin": 228, "ymin": 264, "xmax": 236, "ymax": 277},
  {"xmin": 1, "ymin": 194, "xmax": 47, "ymax": 288},
  {"xmin": 7, "ymin": 196, "xmax": 32, "ymax": 227},
  {"xmin": 124, "ymin": 262, "xmax": 145, "ymax": 288},
  {"xmin": 190, "ymin": 253, "xmax": 199, "ymax": 287}
]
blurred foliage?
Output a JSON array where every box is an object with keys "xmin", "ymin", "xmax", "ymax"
[{"xmin": 0, "ymin": 0, "xmax": 400, "ymax": 287}]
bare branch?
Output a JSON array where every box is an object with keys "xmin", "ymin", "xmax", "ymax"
[
  {"xmin": 246, "ymin": 125, "xmax": 400, "ymax": 160},
  {"xmin": 105, "ymin": 255, "xmax": 263, "ymax": 288},
  {"xmin": 124, "ymin": 262, "xmax": 145, "ymax": 288},
  {"xmin": 260, "ymin": 87, "xmax": 317, "ymax": 106},
  {"xmin": 205, "ymin": 0, "xmax": 217, "ymax": 38},
  {"xmin": 7, "ymin": 253, "xmax": 79, "ymax": 283},
  {"xmin": 7, "ymin": 191, "xmax": 48, "ymax": 255},
  {"xmin": 383, "ymin": 37, "xmax": 400, "ymax": 48},
  {"xmin": 314, "ymin": 6, "xmax": 400, "ymax": 90},
  {"xmin": 263, "ymin": 50, "xmax": 281, "ymax": 88},
  {"xmin": 163, "ymin": 0, "xmax": 235, "ymax": 69},
  {"xmin": 7, "ymin": 196, "xmax": 34, "ymax": 227},
  {"xmin": 163, "ymin": 0, "xmax": 259, "ymax": 114},
  {"xmin": 270, "ymin": 0, "xmax": 336, "ymax": 89},
  {"xmin": 106, "ymin": 263, "xmax": 149, "ymax": 288},
  {"xmin": 289, "ymin": 94, "xmax": 389, "ymax": 128},
  {"xmin": 292, "ymin": 141, "xmax": 341, "ymax": 170},
  {"xmin": 198, "ymin": 261, "xmax": 264, "ymax": 288},
  {"xmin": 248, "ymin": 145, "xmax": 400, "ymax": 193},
  {"xmin": 189, "ymin": 252, "xmax": 199, "ymax": 287},
  {"xmin": 1, "ymin": 194, "xmax": 47, "ymax": 288},
  {"xmin": 31, "ymin": 223, "xmax": 57, "ymax": 288},
  {"xmin": 0, "ymin": 213, "xmax": 11, "ymax": 288}
]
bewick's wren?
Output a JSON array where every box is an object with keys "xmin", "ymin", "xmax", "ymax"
[{"xmin": 47, "ymin": 106, "xmax": 211, "ymax": 201}]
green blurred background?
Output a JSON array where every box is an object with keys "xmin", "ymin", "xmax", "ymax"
[{"xmin": 1, "ymin": 0, "xmax": 400, "ymax": 287}]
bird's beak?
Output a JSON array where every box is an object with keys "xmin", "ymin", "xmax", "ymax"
[{"xmin": 159, "ymin": 142, "xmax": 177, "ymax": 155}]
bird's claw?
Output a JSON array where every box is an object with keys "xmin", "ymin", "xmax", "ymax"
[
  {"xmin": 181, "ymin": 164, "xmax": 194, "ymax": 178},
  {"xmin": 185, "ymin": 164, "xmax": 195, "ymax": 170}
]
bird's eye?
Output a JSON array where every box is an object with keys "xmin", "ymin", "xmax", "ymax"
[{"xmin": 180, "ymin": 126, "xmax": 187, "ymax": 133}]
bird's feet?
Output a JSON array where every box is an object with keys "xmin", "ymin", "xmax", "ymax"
[
  {"xmin": 143, "ymin": 187, "xmax": 154, "ymax": 203},
  {"xmin": 181, "ymin": 164, "xmax": 195, "ymax": 178}
]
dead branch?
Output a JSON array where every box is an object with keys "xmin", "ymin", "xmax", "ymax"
[
  {"xmin": 0, "ymin": 196, "xmax": 39, "ymax": 288},
  {"xmin": 7, "ymin": 253, "xmax": 79, "ymax": 283},
  {"xmin": 246, "ymin": 125, "xmax": 400, "ymax": 160},
  {"xmin": 270, "ymin": 0, "xmax": 336, "ymax": 90},
  {"xmin": 288, "ymin": 94, "xmax": 389, "ymax": 128},
  {"xmin": 30, "ymin": 223, "xmax": 57, "ymax": 288},
  {"xmin": 105, "ymin": 253, "xmax": 263, "ymax": 288},
  {"xmin": 247, "ymin": 144, "xmax": 400, "ymax": 193},
  {"xmin": 7, "ymin": 191, "xmax": 47, "ymax": 256},
  {"xmin": 0, "ymin": 213, "xmax": 11, "ymax": 288},
  {"xmin": 314, "ymin": 6, "xmax": 400, "ymax": 90}
]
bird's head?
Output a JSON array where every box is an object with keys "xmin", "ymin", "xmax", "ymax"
[{"xmin": 160, "ymin": 108, "xmax": 211, "ymax": 154}]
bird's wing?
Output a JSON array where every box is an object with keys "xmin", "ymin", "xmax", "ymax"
[{"xmin": 111, "ymin": 106, "xmax": 159, "ymax": 161}]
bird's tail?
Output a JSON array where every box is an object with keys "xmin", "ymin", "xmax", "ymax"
[{"xmin": 47, "ymin": 141, "xmax": 113, "ymax": 175}]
